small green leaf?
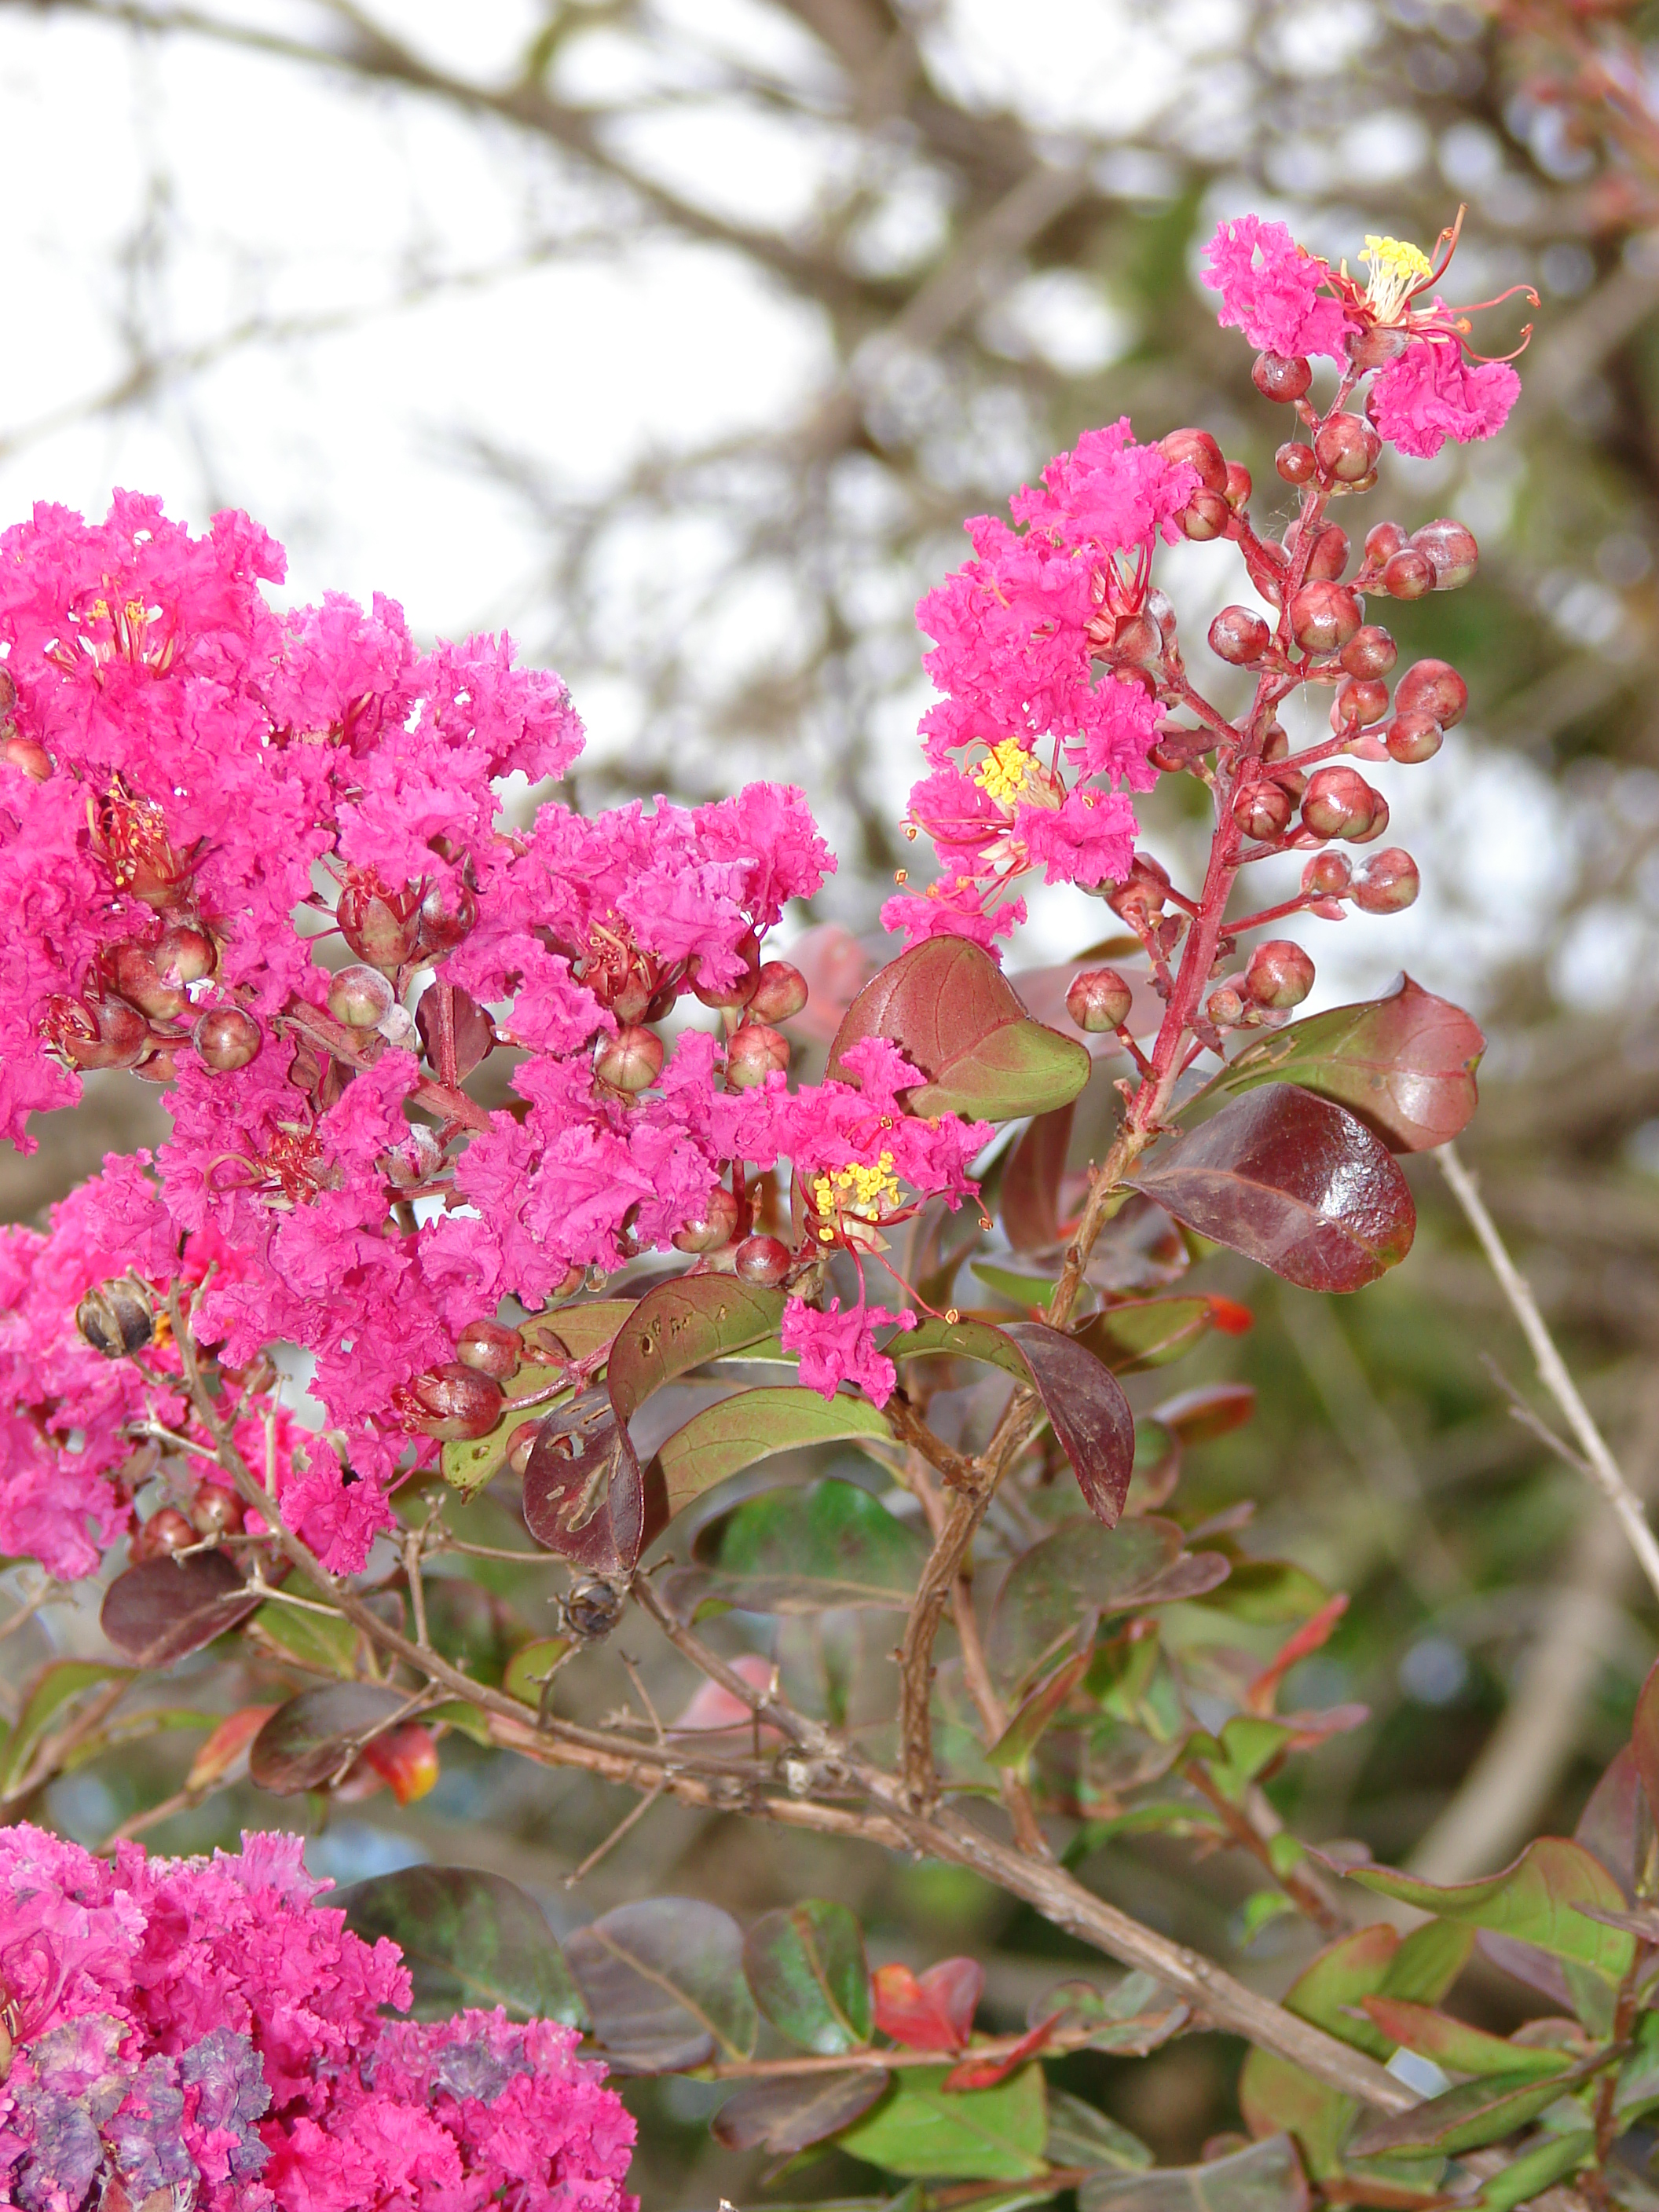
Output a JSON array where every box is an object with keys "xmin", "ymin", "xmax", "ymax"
[
  {"xmin": 833, "ymin": 2063, "xmax": 1049, "ymax": 2180},
  {"xmin": 1193, "ymin": 1560, "xmax": 1329, "ymax": 1625},
  {"xmin": 1463, "ymin": 2128, "xmax": 1594, "ymax": 2212},
  {"xmin": 971, "ymin": 1262, "xmax": 1063, "ymax": 1313},
  {"xmin": 988, "ymin": 1651, "xmax": 1091, "ymax": 1768},
  {"xmin": 743, "ymin": 1900, "xmax": 873, "ymax": 2053},
  {"xmin": 503, "ymin": 1638, "xmax": 572, "ymax": 1705},
  {"xmin": 1359, "ymin": 1998, "xmax": 1573, "ymax": 2080},
  {"xmin": 564, "ymin": 1898, "xmax": 759, "ymax": 2071},
  {"xmin": 247, "ymin": 1576, "xmax": 360, "ymax": 1678},
  {"xmin": 653, "ymin": 1387, "xmax": 891, "ymax": 1521},
  {"xmin": 1078, "ymin": 2131, "xmax": 1308, "ymax": 2212},
  {"xmin": 1046, "ymin": 2087, "xmax": 1153, "ymax": 2174},
  {"xmin": 692, "ymin": 1479, "xmax": 928, "ymax": 1611},
  {"xmin": 1074, "ymin": 1298, "xmax": 1215, "ymax": 1373},
  {"xmin": 1350, "ymin": 2067, "xmax": 1599, "ymax": 2159},
  {"xmin": 0, "ymin": 1661, "xmax": 131, "ymax": 1796},
  {"xmin": 340, "ymin": 1865, "xmax": 584, "ymax": 2024},
  {"xmin": 1331, "ymin": 1838, "xmax": 1635, "ymax": 1983}
]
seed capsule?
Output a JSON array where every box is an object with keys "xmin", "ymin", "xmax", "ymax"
[
  {"xmin": 1352, "ymin": 848, "xmax": 1421, "ymax": 912},
  {"xmin": 749, "ymin": 961, "xmax": 808, "ymax": 1022},
  {"xmin": 1232, "ymin": 783, "xmax": 1294, "ymax": 840},
  {"xmin": 1395, "ymin": 658, "xmax": 1468, "ymax": 728},
  {"xmin": 1410, "ymin": 518, "xmax": 1479, "ymax": 591},
  {"xmin": 1302, "ymin": 766, "xmax": 1380, "ymax": 840},
  {"xmin": 1224, "ymin": 460, "xmax": 1253, "ymax": 510},
  {"xmin": 672, "ymin": 1186, "xmax": 742, "ymax": 1253},
  {"xmin": 1386, "ymin": 711, "xmax": 1444, "ymax": 764},
  {"xmin": 1287, "ymin": 583, "xmax": 1362, "ymax": 655},
  {"xmin": 191, "ymin": 1485, "xmax": 245, "ymax": 1537},
  {"xmin": 1252, "ymin": 351, "xmax": 1313, "ymax": 402},
  {"xmin": 399, "ymin": 1363, "xmax": 504, "ymax": 1441},
  {"xmin": 726, "ymin": 1024, "xmax": 790, "ymax": 1090},
  {"xmin": 1314, "ymin": 412, "xmax": 1381, "ymax": 482},
  {"xmin": 328, "ymin": 964, "xmax": 396, "ymax": 1029},
  {"xmin": 1244, "ymin": 939, "xmax": 1315, "ymax": 1009},
  {"xmin": 416, "ymin": 875, "xmax": 478, "ymax": 958},
  {"xmin": 1276, "ymin": 441, "xmax": 1317, "ymax": 485},
  {"xmin": 1066, "ymin": 968, "xmax": 1133, "ymax": 1032},
  {"xmin": 1364, "ymin": 522, "xmax": 1408, "ymax": 567},
  {"xmin": 594, "ymin": 1024, "xmax": 665, "ymax": 1093},
  {"xmin": 1159, "ymin": 427, "xmax": 1228, "ymax": 493},
  {"xmin": 1209, "ymin": 606, "xmax": 1271, "ymax": 666},
  {"xmin": 131, "ymin": 1507, "xmax": 195, "ymax": 1561},
  {"xmin": 110, "ymin": 940, "xmax": 191, "ymax": 1022},
  {"xmin": 1380, "ymin": 548, "xmax": 1435, "ymax": 600},
  {"xmin": 1339, "ymin": 625, "xmax": 1397, "ymax": 679},
  {"xmin": 338, "ymin": 878, "xmax": 422, "ymax": 972},
  {"xmin": 734, "ymin": 1234, "xmax": 791, "ymax": 1287},
  {"xmin": 457, "ymin": 1319, "xmax": 522, "ymax": 1379},
  {"xmin": 76, "ymin": 1274, "xmax": 155, "ymax": 1358},
  {"xmin": 55, "ymin": 993, "xmax": 151, "ymax": 1071},
  {"xmin": 565, "ymin": 1574, "xmax": 628, "ymax": 1641}
]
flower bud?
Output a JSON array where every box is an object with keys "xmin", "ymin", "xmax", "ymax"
[
  {"xmin": 1287, "ymin": 582, "xmax": 1362, "ymax": 654},
  {"xmin": 192, "ymin": 1005, "xmax": 263, "ymax": 1072},
  {"xmin": 1350, "ymin": 323, "xmax": 1411, "ymax": 372},
  {"xmin": 1252, "ymin": 351, "xmax": 1313, "ymax": 402},
  {"xmin": 51, "ymin": 992, "xmax": 151, "ymax": 1071},
  {"xmin": 1380, "ymin": 548, "xmax": 1434, "ymax": 600},
  {"xmin": 1208, "ymin": 606, "xmax": 1270, "ymax": 665},
  {"xmin": 1302, "ymin": 851, "xmax": 1353, "ymax": 898},
  {"xmin": 457, "ymin": 1319, "xmax": 522, "ymax": 1379},
  {"xmin": 191, "ymin": 1484, "xmax": 244, "ymax": 1537},
  {"xmin": 507, "ymin": 1420, "xmax": 541, "ymax": 1478},
  {"xmin": 399, "ymin": 1362, "xmax": 504, "ymax": 1441},
  {"xmin": 2, "ymin": 734, "xmax": 51, "ymax": 779},
  {"xmin": 1108, "ymin": 851, "xmax": 1170, "ymax": 925},
  {"xmin": 110, "ymin": 939, "xmax": 191, "ymax": 1022},
  {"xmin": 1273, "ymin": 764, "xmax": 1308, "ymax": 803},
  {"xmin": 1244, "ymin": 939, "xmax": 1315, "ymax": 1009},
  {"xmin": 1159, "ymin": 427, "xmax": 1227, "ymax": 494},
  {"xmin": 131, "ymin": 1507, "xmax": 195, "ymax": 1562},
  {"xmin": 1395, "ymin": 657, "xmax": 1467, "ymax": 728},
  {"xmin": 1339, "ymin": 625, "xmax": 1397, "ymax": 679},
  {"xmin": 76, "ymin": 1274, "xmax": 155, "ymax": 1358},
  {"xmin": 1352, "ymin": 848, "xmax": 1420, "ymax": 912},
  {"xmin": 383, "ymin": 1123, "xmax": 443, "ymax": 1188},
  {"xmin": 416, "ymin": 874, "xmax": 478, "ymax": 958},
  {"xmin": 1232, "ymin": 782, "xmax": 1294, "ymax": 840},
  {"xmin": 1262, "ymin": 723, "xmax": 1291, "ymax": 761},
  {"xmin": 1386, "ymin": 711, "xmax": 1444, "ymax": 764},
  {"xmin": 1207, "ymin": 984, "xmax": 1246, "ymax": 1027},
  {"xmin": 594, "ymin": 1024, "xmax": 665, "ymax": 1093},
  {"xmin": 1302, "ymin": 766, "xmax": 1379, "ymax": 840},
  {"xmin": 1315, "ymin": 412, "xmax": 1381, "ymax": 482},
  {"xmin": 1410, "ymin": 518, "xmax": 1479, "ymax": 591},
  {"xmin": 1178, "ymin": 489, "xmax": 1232, "ymax": 541},
  {"xmin": 749, "ymin": 960, "xmax": 808, "ymax": 1023},
  {"xmin": 338, "ymin": 879, "xmax": 421, "ymax": 972},
  {"xmin": 1224, "ymin": 460, "xmax": 1252, "ymax": 510},
  {"xmin": 1066, "ymin": 967, "xmax": 1133, "ymax": 1031},
  {"xmin": 1333, "ymin": 676, "xmax": 1390, "ymax": 731},
  {"xmin": 691, "ymin": 928, "xmax": 761, "ymax": 1009},
  {"xmin": 1351, "ymin": 793, "xmax": 1390, "ymax": 844},
  {"xmin": 1302, "ymin": 524, "xmax": 1350, "ymax": 582},
  {"xmin": 1276, "ymin": 441, "xmax": 1317, "ymax": 484},
  {"xmin": 1364, "ymin": 522, "xmax": 1408, "ymax": 566},
  {"xmin": 726, "ymin": 1023, "xmax": 790, "ymax": 1090},
  {"xmin": 1104, "ymin": 611, "xmax": 1163, "ymax": 665},
  {"xmin": 734, "ymin": 1233, "xmax": 792, "ymax": 1287},
  {"xmin": 673, "ymin": 1186, "xmax": 742, "ymax": 1253},
  {"xmin": 328, "ymin": 963, "xmax": 395, "ymax": 1029}
]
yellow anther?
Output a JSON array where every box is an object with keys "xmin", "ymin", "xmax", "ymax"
[
  {"xmin": 972, "ymin": 737, "xmax": 1038, "ymax": 806},
  {"xmin": 1359, "ymin": 234, "xmax": 1433, "ymax": 322},
  {"xmin": 815, "ymin": 1155, "xmax": 903, "ymax": 1224}
]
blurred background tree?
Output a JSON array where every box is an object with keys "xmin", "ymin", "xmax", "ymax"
[{"xmin": 7, "ymin": 0, "xmax": 1659, "ymax": 2199}]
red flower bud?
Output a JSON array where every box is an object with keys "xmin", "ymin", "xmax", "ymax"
[
  {"xmin": 1350, "ymin": 793, "xmax": 1391, "ymax": 844},
  {"xmin": 1273, "ymin": 764, "xmax": 1309, "ymax": 803},
  {"xmin": 110, "ymin": 940, "xmax": 191, "ymax": 1022},
  {"xmin": 416, "ymin": 875, "xmax": 478, "ymax": 958},
  {"xmin": 131, "ymin": 1507, "xmax": 196, "ymax": 1562},
  {"xmin": 1287, "ymin": 583, "xmax": 1362, "ymax": 654},
  {"xmin": 1386, "ymin": 711, "xmax": 1444, "ymax": 764},
  {"xmin": 673, "ymin": 1186, "xmax": 742, "ymax": 1253},
  {"xmin": 1066, "ymin": 968, "xmax": 1133, "ymax": 1032},
  {"xmin": 1302, "ymin": 524, "xmax": 1350, "ymax": 582},
  {"xmin": 457, "ymin": 1319, "xmax": 522, "ymax": 1379},
  {"xmin": 1207, "ymin": 984, "xmax": 1245, "ymax": 1027},
  {"xmin": 192, "ymin": 1005, "xmax": 263, "ymax": 1072},
  {"xmin": 1333, "ymin": 676, "xmax": 1390, "ymax": 731},
  {"xmin": 749, "ymin": 960, "xmax": 808, "ymax": 1022},
  {"xmin": 1364, "ymin": 522, "xmax": 1408, "ymax": 566},
  {"xmin": 191, "ymin": 1485, "xmax": 244, "ymax": 1537},
  {"xmin": 726, "ymin": 1023, "xmax": 790, "ymax": 1089},
  {"xmin": 1262, "ymin": 723, "xmax": 1290, "ymax": 760},
  {"xmin": 690, "ymin": 930, "xmax": 761, "ymax": 1009},
  {"xmin": 2, "ymin": 734, "xmax": 51, "ymax": 779},
  {"xmin": 1410, "ymin": 517, "xmax": 1479, "ymax": 591},
  {"xmin": 1339, "ymin": 625, "xmax": 1397, "ymax": 679},
  {"xmin": 1244, "ymin": 939, "xmax": 1315, "ymax": 1009},
  {"xmin": 1276, "ymin": 441, "xmax": 1317, "ymax": 485},
  {"xmin": 1104, "ymin": 612, "xmax": 1163, "ymax": 664},
  {"xmin": 328, "ymin": 963, "xmax": 395, "ymax": 1029},
  {"xmin": 1224, "ymin": 460, "xmax": 1252, "ymax": 510},
  {"xmin": 594, "ymin": 1024, "xmax": 665, "ymax": 1093},
  {"xmin": 1394, "ymin": 658, "xmax": 1467, "ymax": 728},
  {"xmin": 1302, "ymin": 851, "xmax": 1353, "ymax": 898},
  {"xmin": 399, "ymin": 1363, "xmax": 504, "ymax": 1441},
  {"xmin": 734, "ymin": 1234, "xmax": 792, "ymax": 1287},
  {"xmin": 1178, "ymin": 489, "xmax": 1232, "ymax": 541},
  {"xmin": 1252, "ymin": 351, "xmax": 1313, "ymax": 402},
  {"xmin": 1208, "ymin": 606, "xmax": 1271, "ymax": 666},
  {"xmin": 1159, "ymin": 427, "xmax": 1227, "ymax": 494},
  {"xmin": 1380, "ymin": 548, "xmax": 1434, "ymax": 600},
  {"xmin": 1108, "ymin": 851, "xmax": 1170, "ymax": 925},
  {"xmin": 1352, "ymin": 847, "xmax": 1420, "ymax": 912},
  {"xmin": 1232, "ymin": 783, "xmax": 1294, "ymax": 840},
  {"xmin": 1315, "ymin": 412, "xmax": 1381, "ymax": 482},
  {"xmin": 1302, "ymin": 765, "xmax": 1379, "ymax": 840},
  {"xmin": 338, "ymin": 878, "xmax": 422, "ymax": 972}
]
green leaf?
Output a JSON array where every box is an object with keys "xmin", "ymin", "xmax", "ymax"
[
  {"xmin": 1073, "ymin": 1298, "xmax": 1215, "ymax": 1373},
  {"xmin": 1330, "ymin": 1838, "xmax": 1635, "ymax": 1983},
  {"xmin": 652, "ymin": 1387, "xmax": 890, "ymax": 1522},
  {"xmin": 247, "ymin": 1576, "xmax": 360, "ymax": 1678},
  {"xmin": 441, "ymin": 1361, "xmax": 566, "ymax": 1496},
  {"xmin": 503, "ymin": 1638, "xmax": 572, "ymax": 1706},
  {"xmin": 971, "ymin": 1262, "xmax": 1063, "ymax": 1313},
  {"xmin": 692, "ymin": 1478, "xmax": 928, "ymax": 1611},
  {"xmin": 743, "ymin": 1899, "xmax": 874, "ymax": 2053},
  {"xmin": 987, "ymin": 1519, "xmax": 1186, "ymax": 1690},
  {"xmin": 1358, "ymin": 1998, "xmax": 1573, "ymax": 2080},
  {"xmin": 1192, "ymin": 1560, "xmax": 1329, "ymax": 1625},
  {"xmin": 1078, "ymin": 2132, "xmax": 1308, "ymax": 2212},
  {"xmin": 0, "ymin": 1661, "xmax": 130, "ymax": 1796},
  {"xmin": 1463, "ymin": 2128, "xmax": 1594, "ymax": 2212},
  {"xmin": 988, "ymin": 1651, "xmax": 1092, "ymax": 1768},
  {"xmin": 1206, "ymin": 975, "xmax": 1484, "ymax": 1154},
  {"xmin": 1349, "ymin": 2067, "xmax": 1598, "ymax": 2158},
  {"xmin": 1046, "ymin": 2088, "xmax": 1153, "ymax": 2174},
  {"xmin": 522, "ymin": 1298, "xmax": 638, "ymax": 1364},
  {"xmin": 339, "ymin": 1865, "xmax": 584, "ymax": 2024},
  {"xmin": 833, "ymin": 2062, "xmax": 1049, "ymax": 2180},
  {"xmin": 563, "ymin": 1898, "xmax": 759, "ymax": 2071},
  {"xmin": 829, "ymin": 937, "xmax": 1090, "ymax": 1121},
  {"xmin": 713, "ymin": 2069, "xmax": 890, "ymax": 2155}
]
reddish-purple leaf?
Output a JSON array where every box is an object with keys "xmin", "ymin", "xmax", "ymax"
[
  {"xmin": 712, "ymin": 2067, "xmax": 888, "ymax": 2154},
  {"xmin": 416, "ymin": 982, "xmax": 495, "ymax": 1080},
  {"xmin": 872, "ymin": 1958, "xmax": 983, "ymax": 2051},
  {"xmin": 248, "ymin": 1683, "xmax": 408, "ymax": 1795},
  {"xmin": 1632, "ymin": 1655, "xmax": 1659, "ymax": 1834},
  {"xmin": 100, "ymin": 1551, "xmax": 258, "ymax": 1667},
  {"xmin": 522, "ymin": 1385, "xmax": 630, "ymax": 1575},
  {"xmin": 564, "ymin": 1899, "xmax": 757, "ymax": 2071},
  {"xmin": 1212, "ymin": 973, "xmax": 1484, "ymax": 1152},
  {"xmin": 1151, "ymin": 1382, "xmax": 1258, "ymax": 1445},
  {"xmin": 1003, "ymin": 1319, "xmax": 1135, "ymax": 1526},
  {"xmin": 1000, "ymin": 1102, "xmax": 1075, "ymax": 1251},
  {"xmin": 1127, "ymin": 1087, "xmax": 1415, "ymax": 1293},
  {"xmin": 1577, "ymin": 1743, "xmax": 1643, "ymax": 1899},
  {"xmin": 829, "ymin": 937, "xmax": 1090, "ymax": 1121}
]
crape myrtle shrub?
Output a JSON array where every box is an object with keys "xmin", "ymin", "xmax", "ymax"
[{"xmin": 2, "ymin": 210, "xmax": 1646, "ymax": 2212}]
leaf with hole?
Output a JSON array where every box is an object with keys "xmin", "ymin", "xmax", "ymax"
[
  {"xmin": 520, "ymin": 1298, "xmax": 637, "ymax": 1365},
  {"xmin": 744, "ymin": 1899, "xmax": 873, "ymax": 2053},
  {"xmin": 563, "ymin": 1898, "xmax": 757, "ymax": 2071},
  {"xmin": 713, "ymin": 2067, "xmax": 890, "ymax": 2154},
  {"xmin": 339, "ymin": 1864, "xmax": 584, "ymax": 2024},
  {"xmin": 1127, "ymin": 1088, "xmax": 1415, "ymax": 1293},
  {"xmin": 247, "ymin": 1682, "xmax": 408, "ymax": 1796},
  {"xmin": 1079, "ymin": 2133, "xmax": 1307, "ymax": 2212},
  {"xmin": 691, "ymin": 1478, "xmax": 928, "ymax": 1611},
  {"xmin": 522, "ymin": 1384, "xmax": 628, "ymax": 1572},
  {"xmin": 1209, "ymin": 974, "xmax": 1484, "ymax": 1152},
  {"xmin": 100, "ymin": 1551, "xmax": 258, "ymax": 1667},
  {"xmin": 833, "ymin": 2063, "xmax": 1049, "ymax": 2180},
  {"xmin": 829, "ymin": 937, "xmax": 1090, "ymax": 1121},
  {"xmin": 650, "ymin": 1387, "xmax": 890, "ymax": 1523}
]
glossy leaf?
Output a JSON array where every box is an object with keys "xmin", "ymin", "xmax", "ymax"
[
  {"xmin": 247, "ymin": 1683, "xmax": 408, "ymax": 1796},
  {"xmin": 691, "ymin": 1478, "xmax": 928, "ymax": 1611},
  {"xmin": 873, "ymin": 1959, "xmax": 982, "ymax": 2052},
  {"xmin": 989, "ymin": 1518, "xmax": 1210, "ymax": 1689},
  {"xmin": 1002, "ymin": 1319, "xmax": 1136, "ymax": 1525},
  {"xmin": 652, "ymin": 1387, "xmax": 890, "ymax": 1522},
  {"xmin": 971, "ymin": 1261, "xmax": 1065, "ymax": 1315},
  {"xmin": 100, "ymin": 1551, "xmax": 258, "ymax": 1666},
  {"xmin": 1079, "ymin": 2133, "xmax": 1308, "ymax": 2212},
  {"xmin": 713, "ymin": 2067, "xmax": 889, "ymax": 2154},
  {"xmin": 1074, "ymin": 1298, "xmax": 1215, "ymax": 1374},
  {"xmin": 833, "ymin": 2063, "xmax": 1049, "ymax": 2180},
  {"xmin": 1349, "ymin": 2066, "xmax": 1596, "ymax": 2159},
  {"xmin": 563, "ymin": 1898, "xmax": 758, "ymax": 2071},
  {"xmin": 522, "ymin": 1384, "xmax": 627, "ymax": 1573},
  {"xmin": 744, "ymin": 1899, "xmax": 873, "ymax": 2053},
  {"xmin": 0, "ymin": 1661, "xmax": 130, "ymax": 1795},
  {"xmin": 1002, "ymin": 1103, "xmax": 1075, "ymax": 1251},
  {"xmin": 829, "ymin": 937, "xmax": 1090, "ymax": 1121},
  {"xmin": 520, "ymin": 1299, "xmax": 637, "ymax": 1365},
  {"xmin": 340, "ymin": 1865, "xmax": 584, "ymax": 2024},
  {"xmin": 441, "ymin": 1362, "xmax": 566, "ymax": 1497},
  {"xmin": 1358, "ymin": 1998, "xmax": 1570, "ymax": 2079},
  {"xmin": 1329, "ymin": 1837, "xmax": 1635, "ymax": 1981},
  {"xmin": 1128, "ymin": 1088, "xmax": 1415, "ymax": 1294},
  {"xmin": 1152, "ymin": 1383, "xmax": 1257, "ymax": 1446},
  {"xmin": 1211, "ymin": 974, "xmax": 1484, "ymax": 1153},
  {"xmin": 1046, "ymin": 2087, "xmax": 1154, "ymax": 2174}
]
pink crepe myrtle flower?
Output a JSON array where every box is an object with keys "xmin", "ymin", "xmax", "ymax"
[
  {"xmin": 1203, "ymin": 214, "xmax": 1354, "ymax": 361},
  {"xmin": 782, "ymin": 1295, "xmax": 917, "ymax": 1408},
  {"xmin": 1367, "ymin": 337, "xmax": 1522, "ymax": 459}
]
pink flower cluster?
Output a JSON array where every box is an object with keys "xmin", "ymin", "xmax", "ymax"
[
  {"xmin": 0, "ymin": 1822, "xmax": 636, "ymax": 2212},
  {"xmin": 886, "ymin": 421, "xmax": 1192, "ymax": 952}
]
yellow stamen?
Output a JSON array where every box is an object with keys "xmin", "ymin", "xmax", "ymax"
[
  {"xmin": 1359, "ymin": 234, "xmax": 1433, "ymax": 323},
  {"xmin": 812, "ymin": 1151, "xmax": 903, "ymax": 1225},
  {"xmin": 972, "ymin": 738, "xmax": 1038, "ymax": 807}
]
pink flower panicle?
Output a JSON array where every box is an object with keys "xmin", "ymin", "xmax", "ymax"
[{"xmin": 0, "ymin": 1822, "xmax": 636, "ymax": 2212}]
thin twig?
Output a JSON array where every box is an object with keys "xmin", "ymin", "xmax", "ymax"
[
  {"xmin": 563, "ymin": 1784, "xmax": 665, "ymax": 1886},
  {"xmin": 1481, "ymin": 1352, "xmax": 1595, "ymax": 1474},
  {"xmin": 1441, "ymin": 1143, "xmax": 1659, "ymax": 1605}
]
